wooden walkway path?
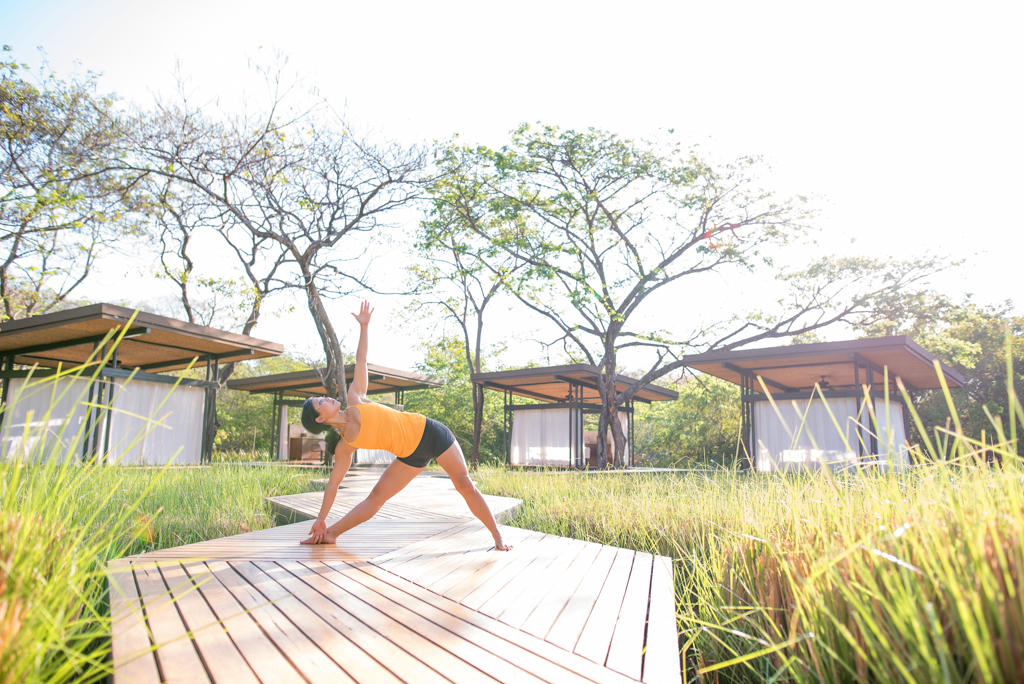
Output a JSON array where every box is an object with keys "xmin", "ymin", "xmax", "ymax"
[{"xmin": 110, "ymin": 469, "xmax": 681, "ymax": 683}]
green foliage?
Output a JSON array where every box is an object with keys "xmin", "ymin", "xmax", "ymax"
[
  {"xmin": 215, "ymin": 354, "xmax": 309, "ymax": 453},
  {"xmin": 402, "ymin": 335, "xmax": 508, "ymax": 464},
  {"xmin": 857, "ymin": 297, "xmax": 1024, "ymax": 455},
  {"xmin": 632, "ymin": 375, "xmax": 741, "ymax": 466},
  {"xmin": 0, "ymin": 52, "xmax": 132, "ymax": 321}
]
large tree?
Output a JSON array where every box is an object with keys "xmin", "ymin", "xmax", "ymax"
[
  {"xmin": 0, "ymin": 51, "xmax": 135, "ymax": 320},
  {"xmin": 411, "ymin": 145, "xmax": 526, "ymax": 466},
  {"xmin": 126, "ymin": 72, "xmax": 428, "ymax": 400},
  {"xmin": 441, "ymin": 125, "xmax": 944, "ymax": 467}
]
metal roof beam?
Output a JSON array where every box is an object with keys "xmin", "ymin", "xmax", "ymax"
[
  {"xmin": 553, "ymin": 374, "xmax": 652, "ymax": 404},
  {"xmin": 733, "ymin": 360, "xmax": 851, "ymax": 373},
  {"xmin": 723, "ymin": 362, "xmax": 795, "ymax": 392},
  {"xmin": 851, "ymin": 353, "xmax": 917, "ymax": 391},
  {"xmin": 482, "ymin": 381, "xmax": 554, "ymax": 403},
  {"xmin": 139, "ymin": 348, "xmax": 257, "ymax": 372}
]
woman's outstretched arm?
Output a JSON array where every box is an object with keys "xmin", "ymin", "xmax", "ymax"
[
  {"xmin": 302, "ymin": 443, "xmax": 354, "ymax": 544},
  {"xmin": 349, "ymin": 301, "xmax": 373, "ymax": 398}
]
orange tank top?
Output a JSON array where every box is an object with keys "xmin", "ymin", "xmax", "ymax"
[{"xmin": 340, "ymin": 402, "xmax": 427, "ymax": 458}]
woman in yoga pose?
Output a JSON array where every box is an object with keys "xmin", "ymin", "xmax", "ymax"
[{"xmin": 299, "ymin": 301, "xmax": 511, "ymax": 551}]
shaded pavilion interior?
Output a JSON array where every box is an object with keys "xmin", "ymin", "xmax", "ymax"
[
  {"xmin": 471, "ymin": 364, "xmax": 678, "ymax": 468},
  {"xmin": 678, "ymin": 336, "xmax": 965, "ymax": 469},
  {"xmin": 0, "ymin": 303, "xmax": 282, "ymax": 464},
  {"xmin": 226, "ymin": 364, "xmax": 443, "ymax": 462}
]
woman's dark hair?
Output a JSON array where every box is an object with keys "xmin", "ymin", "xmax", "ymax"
[
  {"xmin": 323, "ymin": 430, "xmax": 341, "ymax": 459},
  {"xmin": 301, "ymin": 398, "xmax": 327, "ymax": 435},
  {"xmin": 302, "ymin": 397, "xmax": 341, "ymax": 458}
]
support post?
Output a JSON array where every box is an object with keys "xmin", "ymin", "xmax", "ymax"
[
  {"xmin": 867, "ymin": 366, "xmax": 878, "ymax": 456},
  {"xmin": 269, "ymin": 394, "xmax": 279, "ymax": 460},
  {"xmin": 81, "ymin": 342, "xmax": 100, "ymax": 463},
  {"xmin": 854, "ymin": 362, "xmax": 864, "ymax": 458},
  {"xmin": 277, "ymin": 394, "xmax": 290, "ymax": 461},
  {"xmin": 749, "ymin": 375, "xmax": 756, "ymax": 470},
  {"xmin": 0, "ymin": 355, "xmax": 13, "ymax": 439},
  {"xmin": 200, "ymin": 356, "xmax": 217, "ymax": 464},
  {"xmin": 504, "ymin": 389, "xmax": 510, "ymax": 466},
  {"xmin": 628, "ymin": 400, "xmax": 634, "ymax": 468},
  {"xmin": 102, "ymin": 348, "xmax": 118, "ymax": 465}
]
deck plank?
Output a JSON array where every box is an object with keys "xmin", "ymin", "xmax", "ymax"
[
  {"xmin": 478, "ymin": 534, "xmax": 573, "ymax": 620},
  {"xmin": 574, "ymin": 548, "xmax": 637, "ymax": 664},
  {"xmin": 459, "ymin": 532, "xmax": 560, "ymax": 610},
  {"xmin": 433, "ymin": 529, "xmax": 545, "ymax": 601},
  {"xmin": 132, "ymin": 561, "xmax": 211, "ymax": 684},
  {"xmin": 251, "ymin": 560, "xmax": 453, "ymax": 684},
  {"xmin": 401, "ymin": 525, "xmax": 499, "ymax": 586},
  {"xmin": 379, "ymin": 522, "xmax": 484, "ymax": 579},
  {"xmin": 206, "ymin": 560, "xmax": 356, "ymax": 683},
  {"xmin": 230, "ymin": 561, "xmax": 405, "ymax": 684},
  {"xmin": 134, "ymin": 520, "xmax": 462, "ymax": 562},
  {"xmin": 642, "ymin": 555, "xmax": 680, "ymax": 684},
  {"xmin": 295, "ymin": 560, "xmax": 519, "ymax": 684},
  {"xmin": 605, "ymin": 552, "xmax": 654, "ymax": 680},
  {"xmin": 521, "ymin": 540, "xmax": 604, "ymax": 638},
  {"xmin": 334, "ymin": 560, "xmax": 640, "ymax": 684},
  {"xmin": 499, "ymin": 537, "xmax": 588, "ymax": 629},
  {"xmin": 157, "ymin": 562, "xmax": 260, "ymax": 684},
  {"xmin": 181, "ymin": 562, "xmax": 307, "ymax": 684},
  {"xmin": 370, "ymin": 521, "xmax": 474, "ymax": 567},
  {"xmin": 109, "ymin": 559, "xmax": 161, "ymax": 684},
  {"xmin": 546, "ymin": 543, "xmax": 619, "ymax": 651}
]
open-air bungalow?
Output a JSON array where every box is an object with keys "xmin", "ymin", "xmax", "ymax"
[
  {"xmin": 472, "ymin": 364, "xmax": 679, "ymax": 467},
  {"xmin": 0, "ymin": 303, "xmax": 282, "ymax": 465},
  {"xmin": 678, "ymin": 336, "xmax": 965, "ymax": 471}
]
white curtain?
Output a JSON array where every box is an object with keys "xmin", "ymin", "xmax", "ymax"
[
  {"xmin": 754, "ymin": 396, "xmax": 908, "ymax": 472},
  {"xmin": 357, "ymin": 448, "xmax": 396, "ymax": 464},
  {"xmin": 873, "ymin": 398, "xmax": 910, "ymax": 467},
  {"xmin": 2, "ymin": 377, "xmax": 94, "ymax": 462},
  {"xmin": 278, "ymin": 405, "xmax": 289, "ymax": 460},
  {"xmin": 2, "ymin": 376, "xmax": 204, "ymax": 465},
  {"xmin": 108, "ymin": 379, "xmax": 204, "ymax": 465},
  {"xmin": 511, "ymin": 408, "xmax": 572, "ymax": 466}
]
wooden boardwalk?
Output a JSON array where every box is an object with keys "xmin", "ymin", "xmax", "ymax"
[{"xmin": 110, "ymin": 469, "xmax": 681, "ymax": 683}]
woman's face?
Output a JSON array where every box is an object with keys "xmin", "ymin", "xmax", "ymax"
[{"xmin": 312, "ymin": 396, "xmax": 342, "ymax": 423}]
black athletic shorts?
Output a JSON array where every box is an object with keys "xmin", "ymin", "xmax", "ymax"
[{"xmin": 397, "ymin": 417, "xmax": 456, "ymax": 468}]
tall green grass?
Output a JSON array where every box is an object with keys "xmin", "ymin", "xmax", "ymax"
[
  {"xmin": 475, "ymin": 361, "xmax": 1024, "ymax": 683},
  {"xmin": 0, "ymin": 350, "xmax": 156, "ymax": 683}
]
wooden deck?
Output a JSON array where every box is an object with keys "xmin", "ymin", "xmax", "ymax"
[{"xmin": 110, "ymin": 470, "xmax": 681, "ymax": 683}]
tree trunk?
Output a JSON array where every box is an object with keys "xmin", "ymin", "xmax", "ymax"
[
  {"xmin": 302, "ymin": 267, "xmax": 348, "ymax": 403},
  {"xmin": 470, "ymin": 383, "xmax": 483, "ymax": 469},
  {"xmin": 609, "ymin": 399, "xmax": 627, "ymax": 468}
]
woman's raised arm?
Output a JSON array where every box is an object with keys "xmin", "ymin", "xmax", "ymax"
[{"xmin": 349, "ymin": 301, "xmax": 373, "ymax": 398}]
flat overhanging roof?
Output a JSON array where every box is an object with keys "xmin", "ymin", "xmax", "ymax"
[
  {"xmin": 226, "ymin": 363, "xmax": 444, "ymax": 397},
  {"xmin": 0, "ymin": 303, "xmax": 282, "ymax": 372},
  {"xmin": 678, "ymin": 336, "xmax": 964, "ymax": 393},
  {"xmin": 471, "ymin": 364, "xmax": 678, "ymax": 404}
]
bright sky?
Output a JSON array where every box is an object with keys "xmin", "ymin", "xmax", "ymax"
[{"xmin": 4, "ymin": 0, "xmax": 1022, "ymax": 369}]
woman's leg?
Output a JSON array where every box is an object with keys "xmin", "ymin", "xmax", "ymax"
[
  {"xmin": 319, "ymin": 459, "xmax": 422, "ymax": 541},
  {"xmin": 435, "ymin": 441, "xmax": 512, "ymax": 551}
]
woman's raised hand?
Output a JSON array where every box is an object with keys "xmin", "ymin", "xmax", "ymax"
[{"xmin": 352, "ymin": 300, "xmax": 374, "ymax": 326}]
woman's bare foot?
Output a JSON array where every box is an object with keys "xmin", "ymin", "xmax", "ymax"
[{"xmin": 494, "ymin": 536, "xmax": 513, "ymax": 551}]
